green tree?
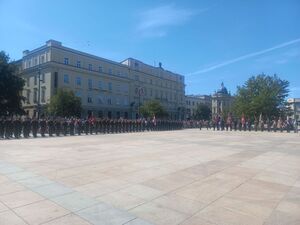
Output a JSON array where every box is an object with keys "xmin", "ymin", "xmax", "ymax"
[
  {"xmin": 47, "ymin": 89, "xmax": 82, "ymax": 117},
  {"xmin": 140, "ymin": 100, "xmax": 168, "ymax": 118},
  {"xmin": 233, "ymin": 74, "xmax": 289, "ymax": 119},
  {"xmin": 0, "ymin": 51, "xmax": 25, "ymax": 116},
  {"xmin": 193, "ymin": 103, "xmax": 211, "ymax": 120}
]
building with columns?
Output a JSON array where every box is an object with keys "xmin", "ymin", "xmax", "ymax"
[
  {"xmin": 211, "ymin": 82, "xmax": 235, "ymax": 117},
  {"xmin": 16, "ymin": 40, "xmax": 185, "ymax": 119}
]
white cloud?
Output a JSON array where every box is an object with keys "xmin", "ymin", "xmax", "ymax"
[
  {"xmin": 188, "ymin": 38, "xmax": 300, "ymax": 76},
  {"xmin": 137, "ymin": 4, "xmax": 198, "ymax": 37}
]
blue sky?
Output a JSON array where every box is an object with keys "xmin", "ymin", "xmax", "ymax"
[{"xmin": 1, "ymin": 0, "xmax": 299, "ymax": 97}]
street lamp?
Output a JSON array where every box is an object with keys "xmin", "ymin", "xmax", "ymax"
[{"xmin": 37, "ymin": 67, "xmax": 41, "ymax": 119}]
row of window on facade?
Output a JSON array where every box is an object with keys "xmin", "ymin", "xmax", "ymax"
[
  {"xmin": 186, "ymin": 100, "xmax": 202, "ymax": 106},
  {"xmin": 64, "ymin": 57, "xmax": 183, "ymax": 90},
  {"xmin": 63, "ymin": 74, "xmax": 129, "ymax": 93},
  {"xmin": 26, "ymin": 74, "xmax": 46, "ymax": 87},
  {"xmin": 63, "ymin": 58, "xmax": 129, "ymax": 78},
  {"xmin": 26, "ymin": 88, "xmax": 46, "ymax": 104},
  {"xmin": 23, "ymin": 53, "xmax": 49, "ymax": 69},
  {"xmin": 75, "ymin": 92, "xmax": 129, "ymax": 106},
  {"xmin": 63, "ymin": 75, "xmax": 182, "ymax": 102}
]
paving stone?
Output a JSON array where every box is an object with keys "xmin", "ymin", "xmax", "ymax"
[
  {"xmin": 13, "ymin": 200, "xmax": 69, "ymax": 225},
  {"xmin": 31, "ymin": 182, "xmax": 74, "ymax": 198},
  {"xmin": 51, "ymin": 192, "xmax": 99, "ymax": 212}
]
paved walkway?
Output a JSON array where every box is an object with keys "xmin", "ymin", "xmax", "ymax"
[{"xmin": 0, "ymin": 130, "xmax": 299, "ymax": 225}]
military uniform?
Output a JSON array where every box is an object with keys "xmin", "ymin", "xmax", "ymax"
[
  {"xmin": 0, "ymin": 117, "xmax": 4, "ymax": 138},
  {"xmin": 47, "ymin": 118, "xmax": 54, "ymax": 136},
  {"xmin": 31, "ymin": 118, "xmax": 39, "ymax": 138},
  {"xmin": 40, "ymin": 118, "xmax": 47, "ymax": 137},
  {"xmin": 62, "ymin": 119, "xmax": 68, "ymax": 136}
]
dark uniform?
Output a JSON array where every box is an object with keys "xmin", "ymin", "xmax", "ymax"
[
  {"xmin": 54, "ymin": 119, "xmax": 61, "ymax": 136},
  {"xmin": 23, "ymin": 117, "xmax": 31, "ymax": 138},
  {"xmin": 47, "ymin": 118, "xmax": 54, "ymax": 137},
  {"xmin": 13, "ymin": 117, "xmax": 22, "ymax": 138},
  {"xmin": 40, "ymin": 118, "xmax": 47, "ymax": 137},
  {"xmin": 31, "ymin": 118, "xmax": 39, "ymax": 138},
  {"xmin": 0, "ymin": 117, "xmax": 4, "ymax": 138},
  {"xmin": 4, "ymin": 118, "xmax": 13, "ymax": 139},
  {"xmin": 62, "ymin": 119, "xmax": 68, "ymax": 136}
]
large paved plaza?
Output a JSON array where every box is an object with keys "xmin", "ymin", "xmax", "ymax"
[{"xmin": 0, "ymin": 130, "xmax": 299, "ymax": 225}]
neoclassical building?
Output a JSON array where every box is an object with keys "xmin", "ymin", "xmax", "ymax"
[
  {"xmin": 185, "ymin": 95, "xmax": 211, "ymax": 119},
  {"xmin": 211, "ymin": 82, "xmax": 235, "ymax": 116},
  {"xmin": 16, "ymin": 40, "xmax": 185, "ymax": 119}
]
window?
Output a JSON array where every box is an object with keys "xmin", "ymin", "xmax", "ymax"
[
  {"xmin": 116, "ymin": 97, "xmax": 120, "ymax": 105},
  {"xmin": 124, "ymin": 97, "xmax": 129, "ymax": 106},
  {"xmin": 41, "ymin": 87, "xmax": 46, "ymax": 103},
  {"xmin": 77, "ymin": 61, "xmax": 81, "ymax": 68},
  {"xmin": 97, "ymin": 96, "xmax": 104, "ymax": 104},
  {"xmin": 34, "ymin": 58, "xmax": 38, "ymax": 66},
  {"xmin": 75, "ymin": 91, "xmax": 82, "ymax": 99},
  {"xmin": 150, "ymin": 79, "xmax": 153, "ymax": 84},
  {"xmin": 88, "ymin": 79, "xmax": 93, "ymax": 89},
  {"xmin": 64, "ymin": 58, "xmax": 69, "ymax": 65},
  {"xmin": 64, "ymin": 74, "xmax": 69, "ymax": 84},
  {"xmin": 26, "ymin": 78, "xmax": 30, "ymax": 87},
  {"xmin": 26, "ymin": 90, "xmax": 30, "ymax": 104},
  {"xmin": 41, "ymin": 73, "xmax": 45, "ymax": 83},
  {"xmin": 107, "ymin": 98, "xmax": 112, "ymax": 105},
  {"xmin": 88, "ymin": 64, "xmax": 92, "ymax": 71},
  {"xmin": 76, "ymin": 77, "xmax": 81, "ymax": 86},
  {"xmin": 116, "ymin": 84, "xmax": 121, "ymax": 93},
  {"xmin": 87, "ymin": 96, "xmax": 93, "ymax": 103},
  {"xmin": 41, "ymin": 55, "xmax": 45, "ymax": 63},
  {"xmin": 54, "ymin": 72, "xmax": 58, "ymax": 88},
  {"xmin": 33, "ymin": 89, "xmax": 38, "ymax": 103},
  {"xmin": 108, "ymin": 68, "xmax": 112, "ymax": 74},
  {"xmin": 99, "ymin": 66, "xmax": 102, "ymax": 72},
  {"xmin": 98, "ymin": 81, "xmax": 102, "ymax": 90},
  {"xmin": 34, "ymin": 75, "xmax": 37, "ymax": 85},
  {"xmin": 108, "ymin": 82, "xmax": 112, "ymax": 91}
]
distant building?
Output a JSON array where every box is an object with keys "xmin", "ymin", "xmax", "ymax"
[
  {"xmin": 211, "ymin": 82, "xmax": 235, "ymax": 116},
  {"xmin": 185, "ymin": 95, "xmax": 211, "ymax": 119},
  {"xmin": 287, "ymin": 98, "xmax": 300, "ymax": 120},
  {"xmin": 16, "ymin": 40, "xmax": 185, "ymax": 119}
]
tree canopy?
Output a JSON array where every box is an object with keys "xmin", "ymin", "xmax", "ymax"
[
  {"xmin": 47, "ymin": 89, "xmax": 82, "ymax": 117},
  {"xmin": 140, "ymin": 100, "xmax": 168, "ymax": 118},
  {"xmin": 0, "ymin": 51, "xmax": 25, "ymax": 116},
  {"xmin": 233, "ymin": 74, "xmax": 289, "ymax": 119},
  {"xmin": 193, "ymin": 103, "xmax": 211, "ymax": 120}
]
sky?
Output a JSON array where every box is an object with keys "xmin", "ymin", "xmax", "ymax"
[{"xmin": 0, "ymin": 0, "xmax": 299, "ymax": 97}]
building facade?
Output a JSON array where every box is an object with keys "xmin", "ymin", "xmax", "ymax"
[
  {"xmin": 185, "ymin": 95, "xmax": 211, "ymax": 119},
  {"xmin": 17, "ymin": 40, "xmax": 185, "ymax": 119},
  {"xmin": 211, "ymin": 82, "xmax": 235, "ymax": 117},
  {"xmin": 287, "ymin": 98, "xmax": 300, "ymax": 121}
]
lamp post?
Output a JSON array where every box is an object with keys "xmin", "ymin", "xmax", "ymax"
[{"xmin": 37, "ymin": 67, "xmax": 41, "ymax": 119}]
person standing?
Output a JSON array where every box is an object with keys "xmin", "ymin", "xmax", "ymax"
[
  {"xmin": 47, "ymin": 117, "xmax": 54, "ymax": 137},
  {"xmin": 31, "ymin": 117, "xmax": 39, "ymax": 138},
  {"xmin": 0, "ymin": 117, "xmax": 4, "ymax": 138},
  {"xmin": 40, "ymin": 116, "xmax": 47, "ymax": 137}
]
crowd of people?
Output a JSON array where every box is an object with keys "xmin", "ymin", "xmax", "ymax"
[
  {"xmin": 184, "ymin": 115, "xmax": 299, "ymax": 133},
  {"xmin": 0, "ymin": 116, "xmax": 184, "ymax": 139},
  {"xmin": 0, "ymin": 114, "xmax": 298, "ymax": 140}
]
